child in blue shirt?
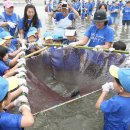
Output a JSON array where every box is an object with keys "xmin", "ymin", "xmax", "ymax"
[
  {"xmin": 96, "ymin": 65, "xmax": 130, "ymax": 130},
  {"xmin": 53, "ymin": 33, "xmax": 63, "ymax": 44},
  {"xmin": 122, "ymin": 1, "xmax": 130, "ymax": 30},
  {"xmin": 0, "ymin": 45, "xmax": 24, "ymax": 77},
  {"xmin": 63, "ymin": 27, "xmax": 78, "ymax": 45},
  {"xmin": 0, "ymin": 31, "xmax": 25, "ymax": 58},
  {"xmin": 0, "ymin": 76, "xmax": 34, "ymax": 130},
  {"xmin": 25, "ymin": 28, "xmax": 40, "ymax": 55},
  {"xmin": 110, "ymin": 2, "xmax": 120, "ymax": 29}
]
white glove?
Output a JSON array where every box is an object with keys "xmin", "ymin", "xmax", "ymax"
[
  {"xmin": 93, "ymin": 45, "xmax": 103, "ymax": 52},
  {"xmin": 18, "ymin": 60, "xmax": 26, "ymax": 67},
  {"xmin": 102, "ymin": 82, "xmax": 114, "ymax": 92},
  {"xmin": 21, "ymin": 45, "xmax": 27, "ymax": 51},
  {"xmin": 13, "ymin": 95, "xmax": 28, "ymax": 107},
  {"xmin": 69, "ymin": 42, "xmax": 77, "ymax": 47},
  {"xmin": 109, "ymin": 47, "xmax": 115, "ymax": 52},
  {"xmin": 16, "ymin": 72, "xmax": 27, "ymax": 78},
  {"xmin": 7, "ymin": 21, "xmax": 16, "ymax": 28},
  {"xmin": 19, "ymin": 104, "xmax": 31, "ymax": 112},
  {"xmin": 17, "ymin": 58, "xmax": 26, "ymax": 63},
  {"xmin": 18, "ymin": 78, "xmax": 27, "ymax": 86},
  {"xmin": 15, "ymin": 67, "xmax": 27, "ymax": 73},
  {"xmin": 19, "ymin": 51, "xmax": 25, "ymax": 56},
  {"xmin": 20, "ymin": 85, "xmax": 29, "ymax": 95},
  {"xmin": 125, "ymin": 60, "xmax": 130, "ymax": 67}
]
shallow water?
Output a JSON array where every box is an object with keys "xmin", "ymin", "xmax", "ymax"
[{"xmin": 1, "ymin": 4, "xmax": 130, "ymax": 130}]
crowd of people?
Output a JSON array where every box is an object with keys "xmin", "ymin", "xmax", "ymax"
[{"xmin": 0, "ymin": 0, "xmax": 130, "ymax": 130}]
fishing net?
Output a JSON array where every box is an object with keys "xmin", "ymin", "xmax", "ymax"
[{"xmin": 26, "ymin": 47, "xmax": 125, "ymax": 114}]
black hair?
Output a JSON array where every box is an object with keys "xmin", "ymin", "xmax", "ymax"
[
  {"xmin": 0, "ymin": 45, "xmax": 8, "ymax": 60},
  {"xmin": 23, "ymin": 4, "xmax": 39, "ymax": 33},
  {"xmin": 113, "ymin": 41, "xmax": 126, "ymax": 51},
  {"xmin": 127, "ymin": 1, "xmax": 130, "ymax": 4},
  {"xmin": 115, "ymin": 78, "xmax": 122, "ymax": 86},
  {"xmin": 0, "ymin": 92, "xmax": 8, "ymax": 103},
  {"xmin": 66, "ymin": 27, "xmax": 77, "ymax": 36},
  {"xmin": 98, "ymin": 3, "xmax": 108, "ymax": 11}
]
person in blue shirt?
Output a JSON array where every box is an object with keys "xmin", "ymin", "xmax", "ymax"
[
  {"xmin": 119, "ymin": 0, "xmax": 124, "ymax": 10},
  {"xmin": 110, "ymin": 1, "xmax": 120, "ymax": 29},
  {"xmin": 25, "ymin": 27, "xmax": 41, "ymax": 55},
  {"xmin": 0, "ymin": 1, "xmax": 20, "ymax": 38},
  {"xmin": 69, "ymin": 10, "xmax": 114, "ymax": 49},
  {"xmin": 0, "ymin": 76, "xmax": 34, "ymax": 130},
  {"xmin": 50, "ymin": 2, "xmax": 79, "ymax": 38},
  {"xmin": 0, "ymin": 45, "xmax": 24, "ymax": 77},
  {"xmin": 53, "ymin": 33, "xmax": 63, "ymax": 44},
  {"xmin": 87, "ymin": 0, "xmax": 94, "ymax": 22},
  {"xmin": 0, "ymin": 31, "xmax": 25, "ymax": 58},
  {"xmin": 63, "ymin": 27, "xmax": 78, "ymax": 45},
  {"xmin": 122, "ymin": 1, "xmax": 130, "ymax": 30},
  {"xmin": 18, "ymin": 4, "xmax": 42, "ymax": 39},
  {"xmin": 96, "ymin": 65, "xmax": 130, "ymax": 130}
]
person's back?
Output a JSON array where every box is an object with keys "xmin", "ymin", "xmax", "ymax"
[
  {"xmin": 102, "ymin": 94, "xmax": 130, "ymax": 129},
  {"xmin": 0, "ymin": 112, "xmax": 23, "ymax": 130}
]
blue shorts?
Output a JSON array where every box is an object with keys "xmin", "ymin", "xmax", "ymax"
[{"xmin": 111, "ymin": 17, "xmax": 118, "ymax": 24}]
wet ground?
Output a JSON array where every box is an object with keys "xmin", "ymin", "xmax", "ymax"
[{"xmin": 1, "ymin": 3, "xmax": 130, "ymax": 130}]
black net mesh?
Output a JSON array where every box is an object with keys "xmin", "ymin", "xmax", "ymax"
[{"xmin": 26, "ymin": 47, "xmax": 125, "ymax": 114}]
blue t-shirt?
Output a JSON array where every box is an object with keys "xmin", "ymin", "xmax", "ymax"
[
  {"xmin": 110, "ymin": 5, "xmax": 119, "ymax": 17},
  {"xmin": 0, "ymin": 60, "xmax": 9, "ymax": 76},
  {"xmin": 119, "ymin": 2, "xmax": 124, "ymax": 10},
  {"xmin": 107, "ymin": 16, "xmax": 113, "ymax": 25},
  {"xmin": 101, "ymin": 95, "xmax": 130, "ymax": 130},
  {"xmin": 8, "ymin": 38, "xmax": 18, "ymax": 53},
  {"xmin": 85, "ymin": 25, "xmax": 114, "ymax": 47},
  {"xmin": 122, "ymin": 6, "xmax": 130, "ymax": 20},
  {"xmin": 0, "ymin": 112, "xmax": 23, "ymax": 130},
  {"xmin": 18, "ymin": 18, "xmax": 42, "ymax": 38},
  {"xmin": 55, "ymin": 12, "xmax": 75, "ymax": 22},
  {"xmin": 0, "ymin": 12, "xmax": 20, "ymax": 36}
]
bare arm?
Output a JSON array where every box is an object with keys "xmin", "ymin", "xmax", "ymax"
[
  {"xmin": 0, "ymin": 22, "xmax": 8, "ymax": 27},
  {"xmin": 37, "ymin": 28, "xmax": 41, "ymax": 39},
  {"xmin": 19, "ymin": 30, "xmax": 24, "ymax": 39},
  {"xmin": 3, "ymin": 64, "xmax": 18, "ymax": 78},
  {"xmin": 76, "ymin": 36, "xmax": 89, "ymax": 46},
  {"xmin": 101, "ymin": 42, "xmax": 112, "ymax": 49},
  {"xmin": 9, "ymin": 48, "xmax": 22, "ymax": 58},
  {"xmin": 9, "ymin": 53, "xmax": 21, "ymax": 67},
  {"xmin": 68, "ymin": 4, "xmax": 79, "ymax": 18},
  {"xmin": 21, "ymin": 106, "xmax": 34, "ymax": 127},
  {"xmin": 95, "ymin": 91, "xmax": 108, "ymax": 110}
]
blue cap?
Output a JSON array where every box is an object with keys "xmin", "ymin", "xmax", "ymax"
[
  {"xmin": 27, "ymin": 31, "xmax": 37, "ymax": 38},
  {"xmin": 0, "ymin": 31, "xmax": 13, "ymax": 39},
  {"xmin": 0, "ymin": 77, "xmax": 8, "ymax": 102},
  {"xmin": 53, "ymin": 33, "xmax": 63, "ymax": 41},
  {"xmin": 0, "ymin": 27, "xmax": 5, "ymax": 33},
  {"xmin": 28, "ymin": 27, "xmax": 37, "ymax": 32},
  {"xmin": 43, "ymin": 32, "xmax": 53, "ymax": 38},
  {"xmin": 109, "ymin": 65, "xmax": 130, "ymax": 92},
  {"xmin": 0, "ymin": 76, "xmax": 19, "ymax": 101}
]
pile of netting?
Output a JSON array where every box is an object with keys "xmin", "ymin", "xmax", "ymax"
[{"xmin": 26, "ymin": 47, "xmax": 126, "ymax": 114}]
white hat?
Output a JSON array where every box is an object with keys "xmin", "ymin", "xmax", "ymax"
[{"xmin": 65, "ymin": 29, "xmax": 76, "ymax": 36}]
